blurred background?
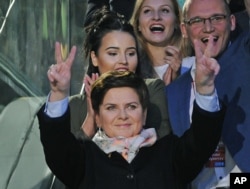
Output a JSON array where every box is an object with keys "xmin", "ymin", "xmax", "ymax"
[
  {"xmin": 0, "ymin": 0, "xmax": 87, "ymax": 113},
  {"xmin": 0, "ymin": 0, "xmax": 185, "ymax": 113}
]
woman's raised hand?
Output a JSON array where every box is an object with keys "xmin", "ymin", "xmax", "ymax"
[
  {"xmin": 81, "ymin": 73, "xmax": 99, "ymax": 138},
  {"xmin": 48, "ymin": 42, "xmax": 77, "ymax": 101},
  {"xmin": 163, "ymin": 46, "xmax": 181, "ymax": 85}
]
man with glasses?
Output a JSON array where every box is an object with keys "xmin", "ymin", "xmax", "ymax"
[
  {"xmin": 166, "ymin": 0, "xmax": 250, "ymax": 188},
  {"xmin": 184, "ymin": 14, "xmax": 227, "ymax": 27}
]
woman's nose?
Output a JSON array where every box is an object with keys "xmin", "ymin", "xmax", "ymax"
[
  {"xmin": 119, "ymin": 109, "xmax": 128, "ymax": 119},
  {"xmin": 119, "ymin": 54, "xmax": 128, "ymax": 65},
  {"xmin": 152, "ymin": 11, "xmax": 161, "ymax": 20}
]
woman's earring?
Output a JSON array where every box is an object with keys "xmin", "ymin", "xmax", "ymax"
[
  {"xmin": 97, "ymin": 127, "xmax": 104, "ymax": 137},
  {"xmin": 98, "ymin": 127, "xmax": 101, "ymax": 133}
]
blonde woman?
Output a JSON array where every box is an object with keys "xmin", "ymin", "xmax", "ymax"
[{"xmin": 130, "ymin": 0, "xmax": 191, "ymax": 84}]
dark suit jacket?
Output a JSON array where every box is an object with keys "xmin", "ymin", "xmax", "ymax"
[
  {"xmin": 235, "ymin": 10, "xmax": 249, "ymax": 32},
  {"xmin": 38, "ymin": 102, "xmax": 225, "ymax": 189},
  {"xmin": 216, "ymin": 31, "xmax": 250, "ymax": 172},
  {"xmin": 166, "ymin": 31, "xmax": 250, "ymax": 172}
]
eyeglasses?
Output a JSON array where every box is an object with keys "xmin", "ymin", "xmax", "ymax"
[{"xmin": 184, "ymin": 14, "xmax": 227, "ymax": 27}]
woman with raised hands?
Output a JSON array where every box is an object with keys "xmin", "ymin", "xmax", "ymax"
[{"xmin": 53, "ymin": 7, "xmax": 171, "ymax": 141}]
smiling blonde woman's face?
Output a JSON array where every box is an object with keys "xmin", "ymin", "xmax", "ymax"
[
  {"xmin": 138, "ymin": 0, "xmax": 177, "ymax": 46},
  {"xmin": 91, "ymin": 31, "xmax": 138, "ymax": 74}
]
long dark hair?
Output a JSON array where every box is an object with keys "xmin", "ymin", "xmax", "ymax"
[{"xmin": 84, "ymin": 6, "xmax": 141, "ymax": 77}]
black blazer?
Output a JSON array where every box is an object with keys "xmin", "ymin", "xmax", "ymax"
[{"xmin": 38, "ymin": 102, "xmax": 225, "ymax": 189}]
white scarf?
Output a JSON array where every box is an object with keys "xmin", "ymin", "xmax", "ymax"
[{"xmin": 92, "ymin": 128, "xmax": 157, "ymax": 163}]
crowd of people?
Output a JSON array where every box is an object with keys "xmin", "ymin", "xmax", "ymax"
[
  {"xmin": 36, "ymin": 0, "xmax": 250, "ymax": 189},
  {"xmin": 1, "ymin": 0, "xmax": 249, "ymax": 188}
]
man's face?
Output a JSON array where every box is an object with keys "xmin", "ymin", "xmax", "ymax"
[{"xmin": 181, "ymin": 0, "xmax": 236, "ymax": 58}]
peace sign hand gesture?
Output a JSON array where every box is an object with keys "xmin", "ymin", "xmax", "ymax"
[
  {"xmin": 47, "ymin": 42, "xmax": 77, "ymax": 102},
  {"xmin": 194, "ymin": 36, "xmax": 220, "ymax": 95}
]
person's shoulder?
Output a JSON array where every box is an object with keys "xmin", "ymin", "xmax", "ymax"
[
  {"xmin": 69, "ymin": 93, "xmax": 87, "ymax": 112},
  {"xmin": 144, "ymin": 78, "xmax": 164, "ymax": 85},
  {"xmin": 228, "ymin": 29, "xmax": 250, "ymax": 51},
  {"xmin": 153, "ymin": 133, "xmax": 177, "ymax": 150},
  {"xmin": 144, "ymin": 78, "xmax": 165, "ymax": 91},
  {"xmin": 235, "ymin": 28, "xmax": 250, "ymax": 40},
  {"xmin": 242, "ymin": 30, "xmax": 250, "ymax": 41}
]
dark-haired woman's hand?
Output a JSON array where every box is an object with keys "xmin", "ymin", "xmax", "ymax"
[
  {"xmin": 48, "ymin": 42, "xmax": 76, "ymax": 102},
  {"xmin": 81, "ymin": 73, "xmax": 99, "ymax": 138}
]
